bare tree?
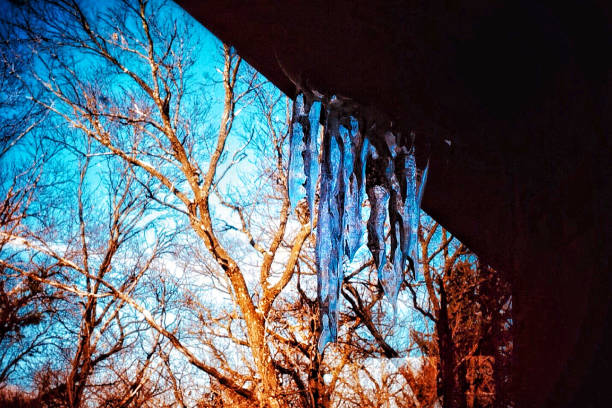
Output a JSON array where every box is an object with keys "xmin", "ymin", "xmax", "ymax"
[
  {"xmin": 1, "ymin": 143, "xmax": 172, "ymax": 405},
  {"xmin": 0, "ymin": 11, "xmax": 55, "ymax": 388},
  {"xmin": 407, "ymin": 217, "xmax": 513, "ymax": 408},
  {"xmin": 5, "ymin": 0, "xmax": 309, "ymax": 405}
]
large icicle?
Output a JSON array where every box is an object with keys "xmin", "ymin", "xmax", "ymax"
[
  {"xmin": 288, "ymin": 94, "xmax": 321, "ymax": 218},
  {"xmin": 407, "ymin": 158, "xmax": 429, "ymax": 278},
  {"xmin": 340, "ymin": 116, "xmax": 361, "ymax": 261},
  {"xmin": 316, "ymin": 106, "xmax": 345, "ymax": 353},
  {"xmin": 350, "ymin": 130, "xmax": 369, "ymax": 259},
  {"xmin": 288, "ymin": 94, "xmax": 307, "ymax": 210},
  {"xmin": 403, "ymin": 150, "xmax": 419, "ymax": 279},
  {"xmin": 365, "ymin": 144, "xmax": 390, "ymax": 277},
  {"xmin": 380, "ymin": 222, "xmax": 405, "ymax": 315},
  {"xmin": 386, "ymin": 151, "xmax": 407, "ymax": 307},
  {"xmin": 304, "ymin": 101, "xmax": 321, "ymax": 221},
  {"xmin": 386, "ymin": 144, "xmax": 409, "ymax": 281}
]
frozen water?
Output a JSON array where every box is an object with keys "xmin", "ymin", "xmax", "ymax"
[
  {"xmin": 366, "ymin": 182, "xmax": 390, "ymax": 276},
  {"xmin": 288, "ymin": 92, "xmax": 427, "ymax": 352},
  {"xmin": 407, "ymin": 158, "xmax": 429, "ymax": 279},
  {"xmin": 288, "ymin": 95, "xmax": 321, "ymax": 218},
  {"xmin": 316, "ymin": 108, "xmax": 345, "ymax": 352},
  {"xmin": 379, "ymin": 221, "xmax": 405, "ymax": 317},
  {"xmin": 387, "ymin": 155, "xmax": 407, "ymax": 306},
  {"xmin": 344, "ymin": 174, "xmax": 361, "ymax": 260},
  {"xmin": 340, "ymin": 117, "xmax": 362, "ymax": 261},
  {"xmin": 417, "ymin": 159, "xmax": 429, "ymax": 207},
  {"xmin": 305, "ymin": 101, "xmax": 321, "ymax": 221},
  {"xmin": 384, "ymin": 131, "xmax": 397, "ymax": 158},
  {"xmin": 403, "ymin": 151, "xmax": 419, "ymax": 279},
  {"xmin": 288, "ymin": 94, "xmax": 307, "ymax": 210}
]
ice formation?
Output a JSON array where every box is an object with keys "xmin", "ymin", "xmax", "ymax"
[
  {"xmin": 402, "ymin": 149, "xmax": 419, "ymax": 281},
  {"xmin": 316, "ymin": 105, "xmax": 345, "ymax": 352},
  {"xmin": 340, "ymin": 116, "xmax": 362, "ymax": 261},
  {"xmin": 287, "ymin": 94, "xmax": 307, "ymax": 210},
  {"xmin": 287, "ymin": 94, "xmax": 321, "ymax": 218},
  {"xmin": 288, "ymin": 92, "xmax": 428, "ymax": 351}
]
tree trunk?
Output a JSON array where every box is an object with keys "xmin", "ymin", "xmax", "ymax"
[{"xmin": 437, "ymin": 281, "xmax": 466, "ymax": 408}]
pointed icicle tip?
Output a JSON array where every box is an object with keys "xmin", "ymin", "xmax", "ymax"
[{"xmin": 318, "ymin": 314, "xmax": 333, "ymax": 354}]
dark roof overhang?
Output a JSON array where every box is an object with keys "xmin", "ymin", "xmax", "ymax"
[{"xmin": 176, "ymin": 1, "xmax": 611, "ymax": 407}]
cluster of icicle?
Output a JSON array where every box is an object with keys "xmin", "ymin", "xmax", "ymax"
[{"xmin": 287, "ymin": 92, "xmax": 428, "ymax": 352}]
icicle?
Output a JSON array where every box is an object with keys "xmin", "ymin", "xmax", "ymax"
[
  {"xmin": 344, "ymin": 175, "xmax": 361, "ymax": 260},
  {"xmin": 356, "ymin": 131, "xmax": 369, "ymax": 191},
  {"xmin": 343, "ymin": 122, "xmax": 369, "ymax": 261},
  {"xmin": 365, "ymin": 144, "xmax": 390, "ymax": 276},
  {"xmin": 288, "ymin": 94, "xmax": 321, "ymax": 219},
  {"xmin": 403, "ymin": 150, "xmax": 419, "ymax": 279},
  {"xmin": 386, "ymin": 158, "xmax": 406, "ymax": 308},
  {"xmin": 404, "ymin": 158, "xmax": 429, "ymax": 279},
  {"xmin": 387, "ymin": 148, "xmax": 406, "ymax": 275},
  {"xmin": 316, "ymin": 107, "xmax": 344, "ymax": 353},
  {"xmin": 417, "ymin": 159, "xmax": 429, "ymax": 207},
  {"xmin": 372, "ymin": 132, "xmax": 411, "ymax": 314},
  {"xmin": 305, "ymin": 101, "xmax": 321, "ymax": 221},
  {"xmin": 367, "ymin": 184, "xmax": 389, "ymax": 272},
  {"xmin": 340, "ymin": 116, "xmax": 361, "ymax": 260},
  {"xmin": 288, "ymin": 94, "xmax": 307, "ymax": 210},
  {"xmin": 384, "ymin": 130, "xmax": 397, "ymax": 158},
  {"xmin": 379, "ymin": 221, "xmax": 404, "ymax": 317}
]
